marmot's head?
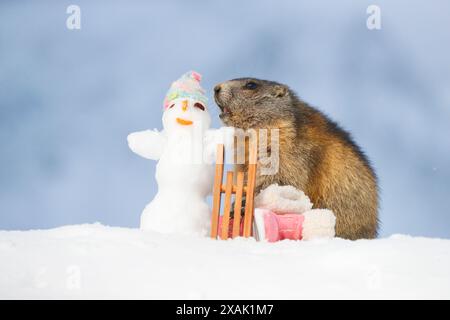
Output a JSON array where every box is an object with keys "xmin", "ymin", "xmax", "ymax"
[{"xmin": 214, "ymin": 78, "xmax": 295, "ymax": 129}]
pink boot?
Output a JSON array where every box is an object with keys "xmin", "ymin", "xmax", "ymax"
[
  {"xmin": 253, "ymin": 208, "xmax": 335, "ymax": 242},
  {"xmin": 253, "ymin": 209, "xmax": 304, "ymax": 242},
  {"xmin": 217, "ymin": 215, "xmax": 244, "ymax": 238}
]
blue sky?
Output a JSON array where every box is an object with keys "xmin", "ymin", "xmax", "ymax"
[{"xmin": 0, "ymin": 0, "xmax": 449, "ymax": 237}]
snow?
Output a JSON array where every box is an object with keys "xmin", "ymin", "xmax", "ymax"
[{"xmin": 1, "ymin": 224, "xmax": 449, "ymax": 299}]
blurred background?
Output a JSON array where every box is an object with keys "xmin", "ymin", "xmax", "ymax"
[{"xmin": 0, "ymin": 0, "xmax": 449, "ymax": 237}]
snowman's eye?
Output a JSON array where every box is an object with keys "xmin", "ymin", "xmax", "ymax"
[
  {"xmin": 169, "ymin": 104, "xmax": 175, "ymax": 109},
  {"xmin": 194, "ymin": 103, "xmax": 205, "ymax": 111}
]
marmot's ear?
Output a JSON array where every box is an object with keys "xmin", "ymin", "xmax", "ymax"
[{"xmin": 272, "ymin": 85, "xmax": 288, "ymax": 98}]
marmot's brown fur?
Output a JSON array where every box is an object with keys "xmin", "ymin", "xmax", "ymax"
[{"xmin": 214, "ymin": 78, "xmax": 379, "ymax": 240}]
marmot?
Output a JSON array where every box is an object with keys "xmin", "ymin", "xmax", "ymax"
[{"xmin": 214, "ymin": 78, "xmax": 379, "ymax": 240}]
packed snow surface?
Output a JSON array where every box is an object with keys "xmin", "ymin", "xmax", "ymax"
[{"xmin": 1, "ymin": 224, "xmax": 449, "ymax": 299}]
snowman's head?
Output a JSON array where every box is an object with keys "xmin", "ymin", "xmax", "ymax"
[
  {"xmin": 162, "ymin": 71, "xmax": 210, "ymax": 134},
  {"xmin": 162, "ymin": 97, "xmax": 211, "ymax": 133}
]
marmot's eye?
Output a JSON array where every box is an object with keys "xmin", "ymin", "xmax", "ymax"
[
  {"xmin": 245, "ymin": 81, "xmax": 258, "ymax": 90},
  {"xmin": 169, "ymin": 104, "xmax": 175, "ymax": 109},
  {"xmin": 194, "ymin": 102, "xmax": 205, "ymax": 111}
]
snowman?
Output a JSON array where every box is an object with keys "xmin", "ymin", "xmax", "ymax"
[{"xmin": 128, "ymin": 71, "xmax": 233, "ymax": 235}]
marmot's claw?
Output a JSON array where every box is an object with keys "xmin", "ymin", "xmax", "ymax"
[{"xmin": 229, "ymin": 196, "xmax": 246, "ymax": 218}]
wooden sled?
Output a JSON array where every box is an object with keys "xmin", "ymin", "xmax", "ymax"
[{"xmin": 210, "ymin": 142, "xmax": 257, "ymax": 239}]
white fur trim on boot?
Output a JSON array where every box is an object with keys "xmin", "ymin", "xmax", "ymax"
[
  {"xmin": 301, "ymin": 209, "xmax": 336, "ymax": 240},
  {"xmin": 253, "ymin": 208, "xmax": 266, "ymax": 242},
  {"xmin": 254, "ymin": 184, "xmax": 313, "ymax": 214}
]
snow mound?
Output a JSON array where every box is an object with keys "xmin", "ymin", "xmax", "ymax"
[{"xmin": 1, "ymin": 224, "xmax": 449, "ymax": 299}]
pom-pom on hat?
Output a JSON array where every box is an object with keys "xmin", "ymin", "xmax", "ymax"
[{"xmin": 163, "ymin": 71, "xmax": 208, "ymax": 109}]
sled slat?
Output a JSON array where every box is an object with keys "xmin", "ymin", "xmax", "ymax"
[
  {"xmin": 243, "ymin": 142, "xmax": 257, "ymax": 237},
  {"xmin": 232, "ymin": 171, "xmax": 245, "ymax": 238},
  {"xmin": 220, "ymin": 171, "xmax": 234, "ymax": 240},
  {"xmin": 210, "ymin": 144, "xmax": 224, "ymax": 239},
  {"xmin": 220, "ymin": 185, "xmax": 247, "ymax": 193}
]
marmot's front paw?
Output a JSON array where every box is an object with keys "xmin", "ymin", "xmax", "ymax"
[{"xmin": 301, "ymin": 209, "xmax": 336, "ymax": 240}]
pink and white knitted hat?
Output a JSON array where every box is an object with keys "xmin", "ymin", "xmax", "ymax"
[{"xmin": 163, "ymin": 71, "xmax": 208, "ymax": 110}]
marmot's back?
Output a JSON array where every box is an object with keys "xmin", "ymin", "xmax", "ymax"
[{"xmin": 214, "ymin": 78, "xmax": 379, "ymax": 239}]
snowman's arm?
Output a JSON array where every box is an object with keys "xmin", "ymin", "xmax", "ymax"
[
  {"xmin": 204, "ymin": 127, "xmax": 235, "ymax": 163},
  {"xmin": 127, "ymin": 129, "xmax": 166, "ymax": 160}
]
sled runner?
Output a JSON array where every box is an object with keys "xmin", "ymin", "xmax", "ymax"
[{"xmin": 210, "ymin": 143, "xmax": 257, "ymax": 239}]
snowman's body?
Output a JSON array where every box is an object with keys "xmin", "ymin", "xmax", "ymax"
[
  {"xmin": 138, "ymin": 129, "xmax": 215, "ymax": 235},
  {"xmin": 128, "ymin": 73, "xmax": 233, "ymax": 235}
]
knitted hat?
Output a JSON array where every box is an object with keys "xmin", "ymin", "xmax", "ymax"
[{"xmin": 163, "ymin": 71, "xmax": 208, "ymax": 109}]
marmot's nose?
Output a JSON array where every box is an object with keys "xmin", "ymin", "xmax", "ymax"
[{"xmin": 214, "ymin": 84, "xmax": 222, "ymax": 95}]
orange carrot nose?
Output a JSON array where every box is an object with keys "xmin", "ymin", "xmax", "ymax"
[{"xmin": 182, "ymin": 100, "xmax": 188, "ymax": 111}]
